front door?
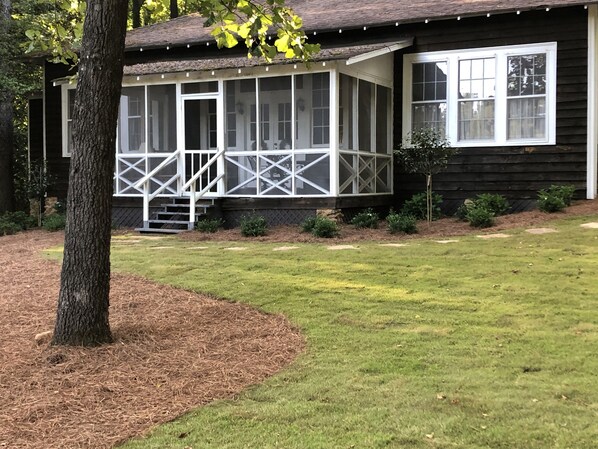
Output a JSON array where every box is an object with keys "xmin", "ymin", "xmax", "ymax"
[{"xmin": 183, "ymin": 97, "xmax": 220, "ymax": 196}]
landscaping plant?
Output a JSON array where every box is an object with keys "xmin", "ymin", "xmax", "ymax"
[
  {"xmin": 301, "ymin": 215, "xmax": 339, "ymax": 238},
  {"xmin": 42, "ymin": 213, "xmax": 66, "ymax": 231},
  {"xmin": 350, "ymin": 208, "xmax": 379, "ymax": 229},
  {"xmin": 401, "ymin": 192, "xmax": 443, "ymax": 221},
  {"xmin": 386, "ymin": 210, "xmax": 417, "ymax": 234},
  {"xmin": 465, "ymin": 204, "xmax": 495, "ymax": 228},
  {"xmin": 239, "ymin": 213, "xmax": 268, "ymax": 237},
  {"xmin": 395, "ymin": 128, "xmax": 458, "ymax": 222},
  {"xmin": 196, "ymin": 217, "xmax": 224, "ymax": 233},
  {"xmin": 538, "ymin": 185, "xmax": 576, "ymax": 212}
]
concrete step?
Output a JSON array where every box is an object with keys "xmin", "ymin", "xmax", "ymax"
[{"xmin": 134, "ymin": 227, "xmax": 185, "ymax": 234}]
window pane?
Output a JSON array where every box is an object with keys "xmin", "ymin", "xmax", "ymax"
[
  {"xmin": 507, "ymin": 97, "xmax": 546, "ymax": 139},
  {"xmin": 459, "ymin": 100, "xmax": 495, "ymax": 140},
  {"xmin": 412, "ymin": 103, "xmax": 446, "ymax": 136},
  {"xmin": 182, "ymin": 81, "xmax": 218, "ymax": 94},
  {"xmin": 413, "ymin": 62, "xmax": 447, "ymax": 102},
  {"xmin": 359, "ymin": 80, "xmax": 373, "ymax": 151},
  {"xmin": 507, "ymin": 54, "xmax": 546, "ymax": 96},
  {"xmin": 119, "ymin": 86, "xmax": 146, "ymax": 153},
  {"xmin": 148, "ymin": 84, "xmax": 177, "ymax": 153},
  {"xmin": 459, "ymin": 57, "xmax": 495, "ymax": 99}
]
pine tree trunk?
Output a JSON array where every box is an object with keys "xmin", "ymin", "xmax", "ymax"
[
  {"xmin": 0, "ymin": 0, "xmax": 14, "ymax": 214},
  {"xmin": 426, "ymin": 174, "xmax": 432, "ymax": 223},
  {"xmin": 170, "ymin": 0, "xmax": 179, "ymax": 18},
  {"xmin": 52, "ymin": 0, "xmax": 128, "ymax": 347}
]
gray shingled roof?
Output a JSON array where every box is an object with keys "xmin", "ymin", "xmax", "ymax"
[
  {"xmin": 124, "ymin": 41, "xmax": 408, "ymax": 76},
  {"xmin": 125, "ymin": 0, "xmax": 597, "ymax": 51}
]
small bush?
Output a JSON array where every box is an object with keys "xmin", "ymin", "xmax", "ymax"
[
  {"xmin": 401, "ymin": 192, "xmax": 443, "ymax": 221},
  {"xmin": 387, "ymin": 211, "xmax": 417, "ymax": 234},
  {"xmin": 301, "ymin": 216, "xmax": 318, "ymax": 233},
  {"xmin": 466, "ymin": 205, "xmax": 495, "ymax": 228},
  {"xmin": 0, "ymin": 220, "xmax": 22, "ymax": 236},
  {"xmin": 537, "ymin": 185, "xmax": 575, "ymax": 213},
  {"xmin": 455, "ymin": 201, "xmax": 472, "ymax": 221},
  {"xmin": 474, "ymin": 193, "xmax": 509, "ymax": 216},
  {"xmin": 310, "ymin": 216, "xmax": 339, "ymax": 238},
  {"xmin": 43, "ymin": 214, "xmax": 66, "ymax": 232},
  {"xmin": 1, "ymin": 211, "xmax": 36, "ymax": 231},
  {"xmin": 351, "ymin": 208, "xmax": 379, "ymax": 229},
  {"xmin": 239, "ymin": 213, "xmax": 268, "ymax": 237},
  {"xmin": 196, "ymin": 217, "xmax": 223, "ymax": 233}
]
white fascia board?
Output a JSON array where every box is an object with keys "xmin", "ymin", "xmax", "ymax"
[{"xmin": 345, "ymin": 38, "xmax": 413, "ymax": 66}]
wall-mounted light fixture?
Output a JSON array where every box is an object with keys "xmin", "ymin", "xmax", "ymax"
[
  {"xmin": 236, "ymin": 102, "xmax": 245, "ymax": 115},
  {"xmin": 297, "ymin": 98, "xmax": 305, "ymax": 111}
]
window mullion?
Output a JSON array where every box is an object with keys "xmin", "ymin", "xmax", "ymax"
[
  {"xmin": 447, "ymin": 56, "xmax": 459, "ymax": 145},
  {"xmin": 495, "ymin": 54, "xmax": 508, "ymax": 145}
]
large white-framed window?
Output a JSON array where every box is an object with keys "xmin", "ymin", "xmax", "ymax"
[
  {"xmin": 403, "ymin": 42, "xmax": 557, "ymax": 147},
  {"xmin": 61, "ymin": 85, "xmax": 76, "ymax": 157}
]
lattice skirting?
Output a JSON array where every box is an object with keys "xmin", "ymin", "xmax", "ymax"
[{"xmin": 223, "ymin": 208, "xmax": 316, "ymax": 228}]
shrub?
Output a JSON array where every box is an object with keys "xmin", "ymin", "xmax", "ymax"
[
  {"xmin": 455, "ymin": 201, "xmax": 472, "ymax": 221},
  {"xmin": 196, "ymin": 217, "xmax": 224, "ymax": 233},
  {"xmin": 466, "ymin": 205, "xmax": 495, "ymax": 228},
  {"xmin": 387, "ymin": 211, "xmax": 417, "ymax": 234},
  {"xmin": 1, "ymin": 211, "xmax": 36, "ymax": 230},
  {"xmin": 401, "ymin": 192, "xmax": 443, "ymax": 221},
  {"xmin": 537, "ymin": 185, "xmax": 575, "ymax": 212},
  {"xmin": 301, "ymin": 215, "xmax": 318, "ymax": 233},
  {"xmin": 474, "ymin": 193, "xmax": 509, "ymax": 216},
  {"xmin": 0, "ymin": 220, "xmax": 22, "ymax": 236},
  {"xmin": 351, "ymin": 208, "xmax": 379, "ymax": 229},
  {"xmin": 43, "ymin": 214, "xmax": 66, "ymax": 232},
  {"xmin": 239, "ymin": 213, "xmax": 268, "ymax": 237},
  {"xmin": 310, "ymin": 216, "xmax": 339, "ymax": 238}
]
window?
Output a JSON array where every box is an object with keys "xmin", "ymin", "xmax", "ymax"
[
  {"xmin": 403, "ymin": 42, "xmax": 557, "ymax": 146},
  {"xmin": 119, "ymin": 86, "xmax": 146, "ymax": 153},
  {"xmin": 61, "ymin": 87, "xmax": 76, "ymax": 156},
  {"xmin": 312, "ymin": 72, "xmax": 330, "ymax": 146}
]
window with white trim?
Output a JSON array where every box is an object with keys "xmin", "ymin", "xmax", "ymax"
[
  {"xmin": 403, "ymin": 42, "xmax": 557, "ymax": 147},
  {"xmin": 61, "ymin": 86, "xmax": 76, "ymax": 157}
]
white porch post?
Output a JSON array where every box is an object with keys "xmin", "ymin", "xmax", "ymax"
[
  {"xmin": 217, "ymin": 79, "xmax": 225, "ymax": 196},
  {"xmin": 176, "ymin": 82, "xmax": 184, "ymax": 197},
  {"xmin": 330, "ymin": 68, "xmax": 339, "ymax": 196},
  {"xmin": 587, "ymin": 5, "xmax": 598, "ymax": 199}
]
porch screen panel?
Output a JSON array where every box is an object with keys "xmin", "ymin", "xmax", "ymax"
[
  {"xmin": 339, "ymin": 74, "xmax": 356, "ymax": 151},
  {"xmin": 358, "ymin": 80, "xmax": 373, "ymax": 151},
  {"xmin": 225, "ymin": 80, "xmax": 258, "ymax": 194},
  {"xmin": 375, "ymin": 85, "xmax": 391, "ymax": 154},
  {"xmin": 118, "ymin": 86, "xmax": 146, "ymax": 153},
  {"xmin": 148, "ymin": 84, "xmax": 177, "ymax": 153},
  {"xmin": 311, "ymin": 73, "xmax": 330, "ymax": 146},
  {"xmin": 259, "ymin": 76, "xmax": 292, "ymax": 195}
]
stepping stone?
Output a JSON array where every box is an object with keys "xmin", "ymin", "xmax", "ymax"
[
  {"xmin": 113, "ymin": 239, "xmax": 142, "ymax": 244},
  {"xmin": 150, "ymin": 246, "xmax": 174, "ymax": 250},
  {"xmin": 526, "ymin": 228, "xmax": 558, "ymax": 235},
  {"xmin": 435, "ymin": 240, "xmax": 459, "ymax": 244},
  {"xmin": 187, "ymin": 246, "xmax": 209, "ymax": 250},
  {"xmin": 224, "ymin": 247, "xmax": 247, "ymax": 251},
  {"xmin": 273, "ymin": 246, "xmax": 299, "ymax": 251},
  {"xmin": 477, "ymin": 233, "xmax": 511, "ymax": 239},
  {"xmin": 580, "ymin": 222, "xmax": 598, "ymax": 229},
  {"xmin": 327, "ymin": 245, "xmax": 358, "ymax": 250},
  {"xmin": 136, "ymin": 236, "xmax": 167, "ymax": 240},
  {"xmin": 379, "ymin": 243, "xmax": 409, "ymax": 247}
]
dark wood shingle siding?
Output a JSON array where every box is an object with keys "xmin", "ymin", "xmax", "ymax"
[
  {"xmin": 392, "ymin": 7, "xmax": 589, "ymax": 211},
  {"xmin": 44, "ymin": 62, "xmax": 72, "ymax": 199}
]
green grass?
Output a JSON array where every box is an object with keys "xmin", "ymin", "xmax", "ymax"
[{"xmin": 106, "ymin": 216, "xmax": 598, "ymax": 448}]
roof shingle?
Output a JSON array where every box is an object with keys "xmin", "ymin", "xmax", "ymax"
[{"xmin": 125, "ymin": 0, "xmax": 597, "ymax": 50}]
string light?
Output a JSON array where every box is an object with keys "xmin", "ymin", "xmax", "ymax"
[{"xmin": 425, "ymin": 19, "xmax": 429, "ymax": 24}]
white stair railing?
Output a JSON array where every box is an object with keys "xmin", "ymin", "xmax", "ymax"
[
  {"xmin": 133, "ymin": 149, "xmax": 183, "ymax": 227},
  {"xmin": 182, "ymin": 148, "xmax": 225, "ymax": 227}
]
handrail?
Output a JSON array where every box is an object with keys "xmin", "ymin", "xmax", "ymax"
[
  {"xmin": 190, "ymin": 173, "xmax": 223, "ymax": 200},
  {"xmin": 133, "ymin": 148, "xmax": 182, "ymax": 190},
  {"xmin": 148, "ymin": 173, "xmax": 181, "ymax": 202},
  {"xmin": 182, "ymin": 148, "xmax": 225, "ymax": 191}
]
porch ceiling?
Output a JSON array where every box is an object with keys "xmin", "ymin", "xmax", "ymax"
[{"xmin": 123, "ymin": 40, "xmax": 412, "ymax": 77}]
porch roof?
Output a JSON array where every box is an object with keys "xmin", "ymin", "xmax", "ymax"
[
  {"xmin": 123, "ymin": 40, "xmax": 411, "ymax": 77},
  {"xmin": 125, "ymin": 1, "xmax": 597, "ymax": 51}
]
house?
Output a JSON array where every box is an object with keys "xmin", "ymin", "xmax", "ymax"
[{"xmin": 30, "ymin": 0, "xmax": 598, "ymax": 230}]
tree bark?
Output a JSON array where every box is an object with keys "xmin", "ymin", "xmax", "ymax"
[
  {"xmin": 170, "ymin": 0, "xmax": 179, "ymax": 18},
  {"xmin": 132, "ymin": 0, "xmax": 142, "ymax": 28},
  {"xmin": 0, "ymin": 0, "xmax": 14, "ymax": 214},
  {"xmin": 52, "ymin": 0, "xmax": 128, "ymax": 346}
]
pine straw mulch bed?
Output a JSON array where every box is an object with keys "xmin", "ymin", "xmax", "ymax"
[
  {"xmin": 0, "ymin": 231, "xmax": 304, "ymax": 449},
  {"xmin": 180, "ymin": 199, "xmax": 598, "ymax": 243}
]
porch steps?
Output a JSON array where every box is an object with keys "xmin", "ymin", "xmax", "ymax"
[{"xmin": 135, "ymin": 198, "xmax": 216, "ymax": 234}]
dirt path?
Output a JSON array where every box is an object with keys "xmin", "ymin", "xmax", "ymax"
[{"xmin": 0, "ymin": 231, "xmax": 304, "ymax": 449}]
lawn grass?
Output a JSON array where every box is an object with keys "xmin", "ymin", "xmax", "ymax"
[{"xmin": 110, "ymin": 215, "xmax": 598, "ymax": 448}]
